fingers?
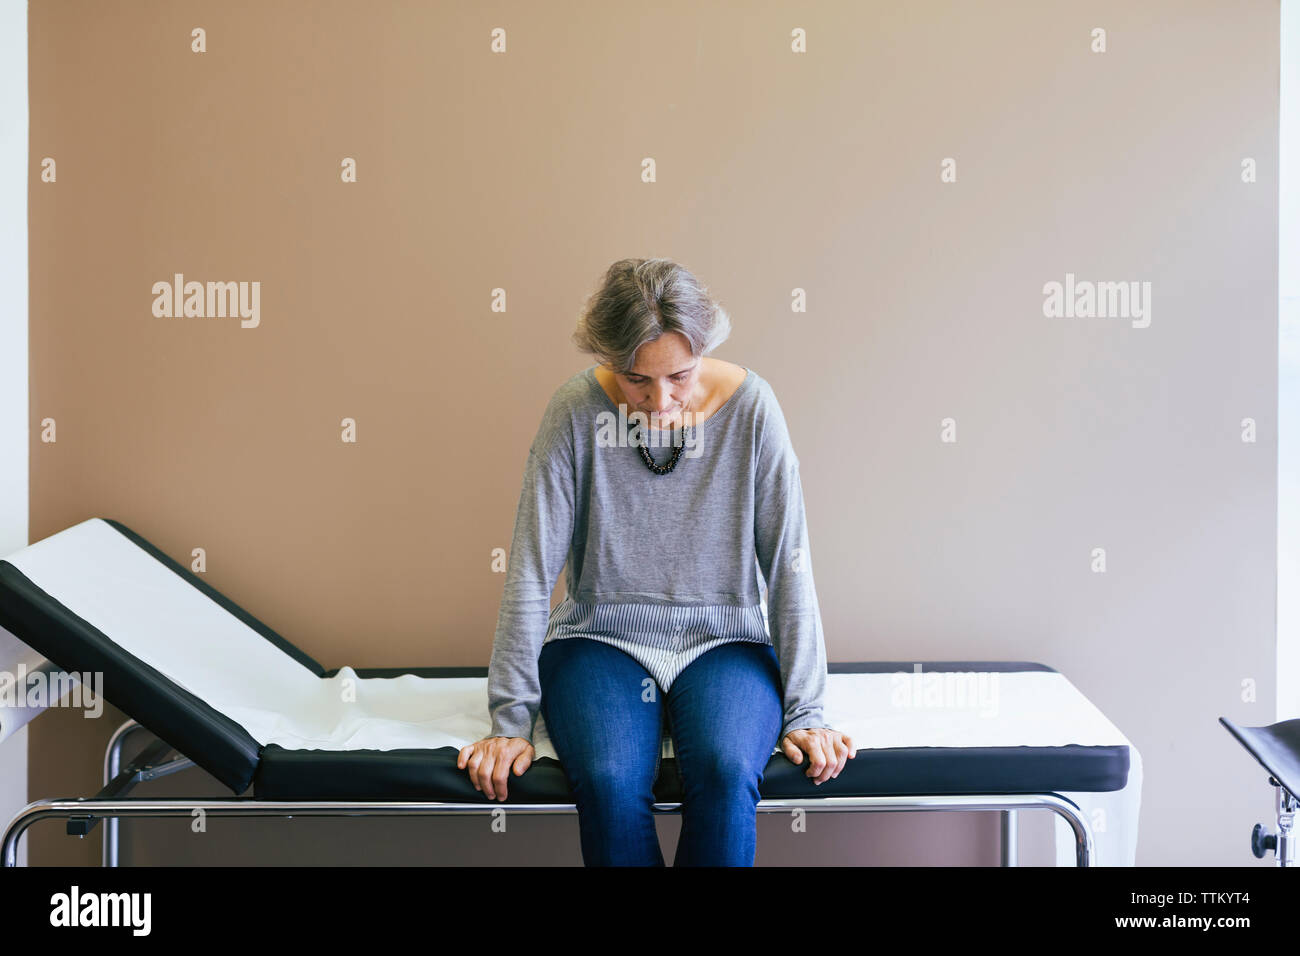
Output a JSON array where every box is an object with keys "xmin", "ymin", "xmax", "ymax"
[
  {"xmin": 805, "ymin": 734, "xmax": 830, "ymax": 784},
  {"xmin": 478, "ymin": 749, "xmax": 498, "ymax": 800},
  {"xmin": 492, "ymin": 756, "xmax": 511, "ymax": 802},
  {"xmin": 802, "ymin": 731, "xmax": 854, "ymax": 785},
  {"xmin": 465, "ymin": 746, "xmax": 484, "ymax": 793},
  {"xmin": 461, "ymin": 739, "xmax": 534, "ymax": 802},
  {"xmin": 512, "ymin": 747, "xmax": 533, "ymax": 776},
  {"xmin": 465, "ymin": 738, "xmax": 493, "ymax": 801},
  {"xmin": 832, "ymin": 736, "xmax": 849, "ymax": 779}
]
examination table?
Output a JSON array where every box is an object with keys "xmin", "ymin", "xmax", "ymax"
[{"xmin": 0, "ymin": 517, "xmax": 1143, "ymax": 866}]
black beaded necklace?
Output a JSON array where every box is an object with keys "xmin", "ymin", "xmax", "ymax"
[
  {"xmin": 632, "ymin": 394, "xmax": 696, "ymax": 475},
  {"xmin": 635, "ymin": 419, "xmax": 694, "ymax": 475}
]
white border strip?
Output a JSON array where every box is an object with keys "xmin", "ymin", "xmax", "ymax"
[{"xmin": 0, "ymin": 0, "xmax": 30, "ymax": 867}]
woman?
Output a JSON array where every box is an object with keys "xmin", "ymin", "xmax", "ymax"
[{"xmin": 458, "ymin": 258, "xmax": 854, "ymax": 866}]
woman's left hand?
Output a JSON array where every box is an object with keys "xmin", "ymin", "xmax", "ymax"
[{"xmin": 780, "ymin": 728, "xmax": 855, "ymax": 785}]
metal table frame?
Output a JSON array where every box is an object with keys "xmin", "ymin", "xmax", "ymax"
[{"xmin": 4, "ymin": 719, "xmax": 1096, "ymax": 867}]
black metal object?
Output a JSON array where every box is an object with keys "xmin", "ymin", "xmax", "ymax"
[{"xmin": 1219, "ymin": 717, "xmax": 1299, "ymax": 866}]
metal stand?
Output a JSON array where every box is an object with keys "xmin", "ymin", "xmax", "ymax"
[
  {"xmin": 1250, "ymin": 775, "xmax": 1297, "ymax": 867},
  {"xmin": 94, "ymin": 719, "xmax": 193, "ymax": 866}
]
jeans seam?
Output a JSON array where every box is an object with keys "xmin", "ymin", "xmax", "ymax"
[
  {"xmin": 664, "ymin": 705, "xmax": 679, "ymax": 793},
  {"xmin": 652, "ymin": 705, "xmax": 664, "ymax": 782}
]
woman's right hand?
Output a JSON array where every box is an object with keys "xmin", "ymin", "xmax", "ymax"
[{"xmin": 457, "ymin": 736, "xmax": 535, "ymax": 801}]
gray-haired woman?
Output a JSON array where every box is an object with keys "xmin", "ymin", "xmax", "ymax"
[{"xmin": 459, "ymin": 258, "xmax": 854, "ymax": 865}]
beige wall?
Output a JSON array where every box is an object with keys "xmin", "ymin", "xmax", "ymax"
[{"xmin": 26, "ymin": 0, "xmax": 1278, "ymax": 865}]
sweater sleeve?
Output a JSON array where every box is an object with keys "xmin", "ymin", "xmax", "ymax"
[
  {"xmin": 753, "ymin": 386, "xmax": 832, "ymax": 739},
  {"xmin": 486, "ymin": 414, "xmax": 576, "ymax": 742}
]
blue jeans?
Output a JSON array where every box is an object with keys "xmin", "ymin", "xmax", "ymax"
[{"xmin": 538, "ymin": 636, "xmax": 783, "ymax": 866}]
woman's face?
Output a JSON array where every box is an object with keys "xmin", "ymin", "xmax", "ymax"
[{"xmin": 612, "ymin": 333, "xmax": 702, "ymax": 427}]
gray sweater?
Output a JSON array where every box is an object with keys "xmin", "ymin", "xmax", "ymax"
[{"xmin": 487, "ymin": 364, "xmax": 831, "ymax": 743}]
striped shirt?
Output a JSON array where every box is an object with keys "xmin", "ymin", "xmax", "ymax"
[{"xmin": 487, "ymin": 363, "xmax": 831, "ymax": 742}]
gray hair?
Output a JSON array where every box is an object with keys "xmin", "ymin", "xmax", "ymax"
[{"xmin": 571, "ymin": 258, "xmax": 732, "ymax": 373}]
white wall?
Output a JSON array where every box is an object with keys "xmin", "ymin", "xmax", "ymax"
[
  {"xmin": 1280, "ymin": 0, "xmax": 1299, "ymax": 724},
  {"xmin": 0, "ymin": 0, "xmax": 29, "ymax": 867}
]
